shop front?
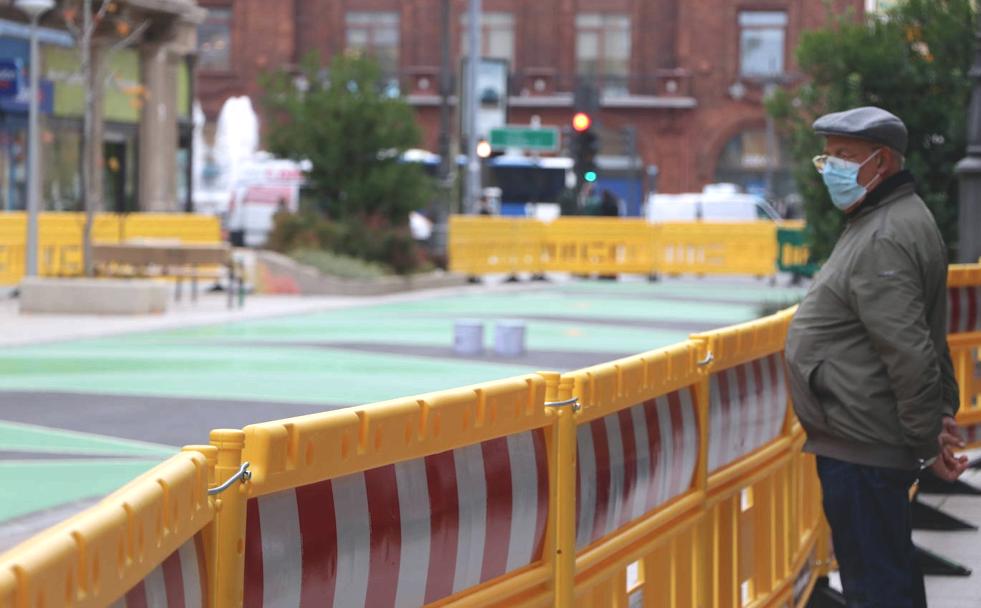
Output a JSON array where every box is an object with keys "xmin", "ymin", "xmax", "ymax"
[
  {"xmin": 43, "ymin": 44, "xmax": 142, "ymax": 213},
  {"xmin": 0, "ymin": 27, "xmax": 55, "ymax": 212}
]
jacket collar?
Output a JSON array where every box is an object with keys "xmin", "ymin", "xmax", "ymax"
[{"xmin": 846, "ymin": 170, "xmax": 915, "ymax": 222}]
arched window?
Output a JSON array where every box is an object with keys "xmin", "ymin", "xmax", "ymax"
[{"xmin": 714, "ymin": 128, "xmax": 799, "ymax": 214}]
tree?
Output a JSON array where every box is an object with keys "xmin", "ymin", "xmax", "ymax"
[
  {"xmin": 767, "ymin": 0, "xmax": 975, "ymax": 261},
  {"xmin": 61, "ymin": 0, "xmax": 148, "ymax": 274},
  {"xmin": 261, "ymin": 52, "xmax": 430, "ymax": 228}
]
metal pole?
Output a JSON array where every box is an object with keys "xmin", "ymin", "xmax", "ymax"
[
  {"xmin": 955, "ymin": 7, "xmax": 981, "ymax": 264},
  {"xmin": 24, "ymin": 12, "xmax": 41, "ymax": 277},
  {"xmin": 438, "ymin": 0, "xmax": 452, "ymax": 187},
  {"xmin": 465, "ymin": 0, "xmax": 481, "ymax": 214},
  {"xmin": 763, "ymin": 81, "xmax": 778, "ymax": 203}
]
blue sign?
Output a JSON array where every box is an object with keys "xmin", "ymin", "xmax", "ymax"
[{"xmin": 0, "ymin": 59, "xmax": 19, "ymax": 98}]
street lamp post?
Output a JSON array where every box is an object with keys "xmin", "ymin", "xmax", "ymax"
[
  {"xmin": 956, "ymin": 7, "xmax": 981, "ymax": 264},
  {"xmin": 16, "ymin": 0, "xmax": 55, "ymax": 278},
  {"xmin": 465, "ymin": 0, "xmax": 481, "ymax": 214}
]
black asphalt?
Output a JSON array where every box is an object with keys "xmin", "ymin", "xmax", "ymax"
[
  {"xmin": 227, "ymin": 341, "xmax": 637, "ymax": 371},
  {"xmin": 0, "ymin": 392, "xmax": 350, "ymax": 447}
]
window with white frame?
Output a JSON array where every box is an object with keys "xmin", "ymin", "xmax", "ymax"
[
  {"xmin": 739, "ymin": 11, "xmax": 787, "ymax": 78},
  {"xmin": 345, "ymin": 11, "xmax": 401, "ymax": 84},
  {"xmin": 576, "ymin": 13, "xmax": 631, "ymax": 96},
  {"xmin": 198, "ymin": 7, "xmax": 232, "ymax": 71},
  {"xmin": 460, "ymin": 12, "xmax": 515, "ymax": 66}
]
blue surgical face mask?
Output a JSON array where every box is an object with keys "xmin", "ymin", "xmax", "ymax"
[{"xmin": 820, "ymin": 149, "xmax": 881, "ymax": 211}]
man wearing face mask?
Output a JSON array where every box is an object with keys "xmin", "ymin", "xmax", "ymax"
[{"xmin": 785, "ymin": 106, "xmax": 966, "ymax": 607}]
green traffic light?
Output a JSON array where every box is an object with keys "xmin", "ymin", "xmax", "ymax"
[{"xmin": 584, "ymin": 171, "xmax": 597, "ymax": 182}]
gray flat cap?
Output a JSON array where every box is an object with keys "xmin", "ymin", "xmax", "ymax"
[{"xmin": 812, "ymin": 106, "xmax": 907, "ymax": 153}]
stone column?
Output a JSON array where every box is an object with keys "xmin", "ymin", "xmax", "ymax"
[{"xmin": 138, "ymin": 42, "xmax": 179, "ymax": 212}]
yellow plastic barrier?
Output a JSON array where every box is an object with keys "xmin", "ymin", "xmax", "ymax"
[
  {"xmin": 123, "ymin": 214, "xmax": 222, "ymax": 244},
  {"xmin": 447, "ymin": 216, "xmax": 785, "ymax": 278},
  {"xmin": 0, "ymin": 213, "xmax": 222, "ymax": 286},
  {"xmin": 559, "ymin": 341, "xmax": 708, "ymax": 606},
  {"xmin": 0, "ymin": 449, "xmax": 215, "ymax": 607},
  {"xmin": 692, "ymin": 310, "xmax": 824, "ymax": 608},
  {"xmin": 447, "ymin": 216, "xmax": 546, "ymax": 276},
  {"xmin": 949, "ymin": 264, "xmax": 981, "ymax": 446},
  {"xmin": 541, "ymin": 218, "xmax": 657, "ymax": 275},
  {"xmin": 655, "ymin": 222, "xmax": 779, "ymax": 278},
  {"xmin": 234, "ymin": 375, "xmax": 556, "ymax": 608},
  {"xmin": 9, "ymin": 265, "xmax": 981, "ymax": 607}
]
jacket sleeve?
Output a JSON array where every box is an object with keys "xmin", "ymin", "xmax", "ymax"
[
  {"xmin": 848, "ymin": 236, "xmax": 944, "ymax": 460},
  {"xmin": 939, "ymin": 340, "xmax": 961, "ymax": 418}
]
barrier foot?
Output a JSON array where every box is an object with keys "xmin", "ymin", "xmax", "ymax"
[
  {"xmin": 916, "ymin": 471, "xmax": 981, "ymax": 496},
  {"xmin": 531, "ymin": 273, "xmax": 548, "ymax": 282},
  {"xmin": 467, "ymin": 275, "xmax": 482, "ymax": 284},
  {"xmin": 911, "ymin": 496, "xmax": 978, "ymax": 531},
  {"xmin": 505, "ymin": 274, "xmax": 521, "ymax": 283},
  {"xmin": 915, "ymin": 544, "xmax": 972, "ymax": 576},
  {"xmin": 806, "ymin": 577, "xmax": 846, "ymax": 607},
  {"xmin": 647, "ymin": 273, "xmax": 659, "ymax": 282}
]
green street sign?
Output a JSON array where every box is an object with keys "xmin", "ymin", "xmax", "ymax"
[{"xmin": 489, "ymin": 126, "xmax": 560, "ymax": 152}]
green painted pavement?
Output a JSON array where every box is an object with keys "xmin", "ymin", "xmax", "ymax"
[
  {"xmin": 0, "ymin": 344, "xmax": 536, "ymax": 405},
  {"xmin": 0, "ymin": 460, "xmax": 165, "ymax": 521},
  {"xmin": 0, "ymin": 282, "xmax": 800, "ymax": 406},
  {"xmin": 70, "ymin": 317, "xmax": 693, "ymax": 353},
  {"xmin": 553, "ymin": 279, "xmax": 805, "ymax": 303},
  {"xmin": 0, "ymin": 421, "xmax": 174, "ymax": 457}
]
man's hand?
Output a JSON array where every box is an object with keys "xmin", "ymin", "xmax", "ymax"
[
  {"xmin": 939, "ymin": 415, "xmax": 966, "ymax": 451},
  {"xmin": 931, "ymin": 416, "xmax": 969, "ymax": 482},
  {"xmin": 930, "ymin": 448, "xmax": 969, "ymax": 482}
]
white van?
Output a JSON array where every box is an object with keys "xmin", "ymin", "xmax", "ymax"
[
  {"xmin": 646, "ymin": 183, "xmax": 781, "ymax": 223},
  {"xmin": 226, "ymin": 155, "xmax": 308, "ymax": 247}
]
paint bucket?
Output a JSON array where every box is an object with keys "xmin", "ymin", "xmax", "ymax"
[
  {"xmin": 494, "ymin": 320, "xmax": 526, "ymax": 357},
  {"xmin": 453, "ymin": 319, "xmax": 484, "ymax": 355}
]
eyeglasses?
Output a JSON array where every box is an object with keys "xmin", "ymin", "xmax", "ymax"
[
  {"xmin": 812, "ymin": 155, "xmax": 829, "ymax": 174},
  {"xmin": 813, "ymin": 149, "xmax": 882, "ymax": 174}
]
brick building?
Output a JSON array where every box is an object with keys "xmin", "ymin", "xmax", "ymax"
[{"xmin": 195, "ymin": 0, "xmax": 863, "ymax": 204}]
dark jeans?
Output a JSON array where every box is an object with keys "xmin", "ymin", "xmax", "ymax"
[{"xmin": 816, "ymin": 455, "xmax": 927, "ymax": 608}]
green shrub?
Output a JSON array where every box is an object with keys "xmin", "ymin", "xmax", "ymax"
[
  {"xmin": 289, "ymin": 249, "xmax": 389, "ymax": 279},
  {"xmin": 268, "ymin": 210, "xmax": 425, "ymax": 275}
]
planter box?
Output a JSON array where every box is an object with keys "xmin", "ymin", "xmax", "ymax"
[{"xmin": 19, "ymin": 277, "xmax": 170, "ymax": 315}]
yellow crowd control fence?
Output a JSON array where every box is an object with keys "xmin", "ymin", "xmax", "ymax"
[
  {"xmin": 0, "ymin": 212, "xmax": 222, "ymax": 286},
  {"xmin": 449, "ymin": 216, "xmax": 803, "ymax": 278},
  {"xmin": 4, "ymin": 264, "xmax": 979, "ymax": 607},
  {"xmin": 949, "ymin": 264, "xmax": 981, "ymax": 446}
]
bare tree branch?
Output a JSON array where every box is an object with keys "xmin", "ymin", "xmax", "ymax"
[
  {"xmin": 94, "ymin": 0, "xmax": 112, "ymax": 26},
  {"xmin": 82, "ymin": 0, "xmax": 113, "ymax": 39},
  {"xmin": 107, "ymin": 19, "xmax": 150, "ymax": 56},
  {"xmin": 62, "ymin": 9, "xmax": 82, "ymax": 41}
]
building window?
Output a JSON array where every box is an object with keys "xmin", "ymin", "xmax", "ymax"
[
  {"xmin": 346, "ymin": 11, "xmax": 400, "ymax": 89},
  {"xmin": 715, "ymin": 128, "xmax": 796, "ymax": 209},
  {"xmin": 198, "ymin": 7, "xmax": 232, "ymax": 71},
  {"xmin": 460, "ymin": 12, "xmax": 515, "ymax": 66},
  {"xmin": 576, "ymin": 13, "xmax": 631, "ymax": 96},
  {"xmin": 738, "ymin": 11, "xmax": 787, "ymax": 78}
]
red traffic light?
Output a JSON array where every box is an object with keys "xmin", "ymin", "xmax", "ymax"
[{"xmin": 572, "ymin": 112, "xmax": 592, "ymax": 132}]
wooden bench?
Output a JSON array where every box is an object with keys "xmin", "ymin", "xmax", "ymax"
[{"xmin": 91, "ymin": 242, "xmax": 244, "ymax": 308}]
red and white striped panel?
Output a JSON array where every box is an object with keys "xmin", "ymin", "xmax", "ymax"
[
  {"xmin": 963, "ymin": 423, "xmax": 981, "ymax": 445},
  {"xmin": 708, "ymin": 353, "xmax": 787, "ymax": 473},
  {"xmin": 575, "ymin": 387, "xmax": 699, "ymax": 550},
  {"xmin": 949, "ymin": 286, "xmax": 981, "ymax": 334},
  {"xmin": 243, "ymin": 430, "xmax": 549, "ymax": 607},
  {"xmin": 110, "ymin": 534, "xmax": 207, "ymax": 608}
]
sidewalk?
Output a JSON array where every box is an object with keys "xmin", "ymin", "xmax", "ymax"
[{"xmin": 0, "ymin": 281, "xmax": 550, "ymax": 348}]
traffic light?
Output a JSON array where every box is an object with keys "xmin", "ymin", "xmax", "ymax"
[{"xmin": 571, "ymin": 112, "xmax": 599, "ymax": 189}]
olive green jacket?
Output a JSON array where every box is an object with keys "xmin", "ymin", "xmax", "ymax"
[{"xmin": 785, "ymin": 178, "xmax": 959, "ymax": 470}]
